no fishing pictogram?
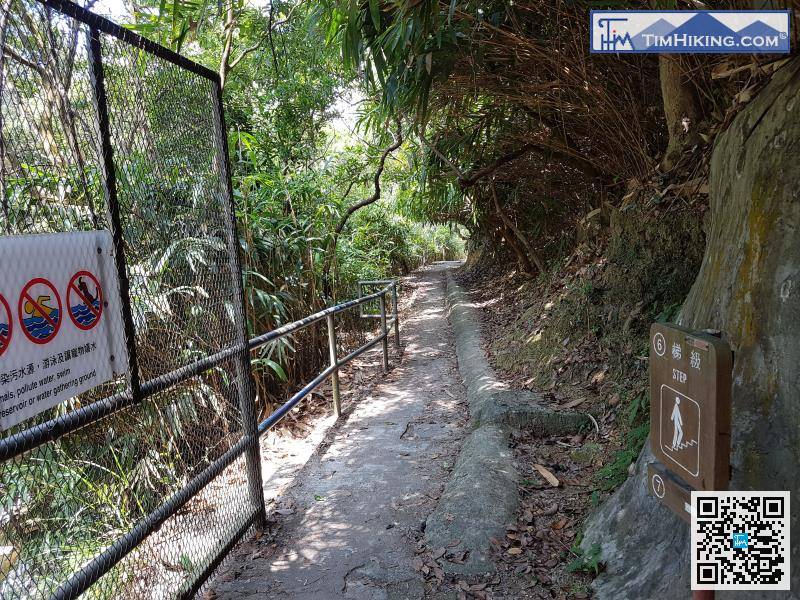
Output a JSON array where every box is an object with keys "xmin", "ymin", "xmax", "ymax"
[
  {"xmin": 18, "ymin": 277, "xmax": 62, "ymax": 344},
  {"xmin": 67, "ymin": 270, "xmax": 104, "ymax": 331},
  {"xmin": 0, "ymin": 294, "xmax": 12, "ymax": 358}
]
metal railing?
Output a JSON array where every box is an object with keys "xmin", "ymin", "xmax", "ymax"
[
  {"xmin": 3, "ymin": 280, "xmax": 401, "ymax": 600},
  {"xmin": 0, "ymin": 0, "xmax": 404, "ymax": 595},
  {"xmin": 250, "ymin": 280, "xmax": 400, "ymax": 425}
]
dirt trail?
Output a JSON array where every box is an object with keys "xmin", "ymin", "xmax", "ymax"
[{"xmin": 211, "ymin": 262, "xmax": 468, "ymax": 599}]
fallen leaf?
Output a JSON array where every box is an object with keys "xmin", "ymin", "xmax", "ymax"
[
  {"xmin": 507, "ymin": 547, "xmax": 523, "ymax": 555},
  {"xmin": 561, "ymin": 397, "xmax": 585, "ymax": 409},
  {"xmin": 533, "ymin": 464, "xmax": 560, "ymax": 487}
]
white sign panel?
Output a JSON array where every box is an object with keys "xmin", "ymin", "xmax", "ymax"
[{"xmin": 0, "ymin": 231, "xmax": 128, "ymax": 430}]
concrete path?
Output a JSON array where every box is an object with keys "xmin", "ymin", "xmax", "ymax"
[{"xmin": 211, "ymin": 262, "xmax": 468, "ymax": 599}]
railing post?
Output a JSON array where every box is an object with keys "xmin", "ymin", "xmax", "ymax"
[
  {"xmin": 380, "ymin": 293, "xmax": 389, "ymax": 373},
  {"xmin": 326, "ymin": 313, "xmax": 342, "ymax": 418},
  {"xmin": 211, "ymin": 76, "xmax": 267, "ymax": 527},
  {"xmin": 392, "ymin": 281, "xmax": 400, "ymax": 349}
]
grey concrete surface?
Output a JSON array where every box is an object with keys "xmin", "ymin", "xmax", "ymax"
[
  {"xmin": 424, "ymin": 274, "xmax": 587, "ymax": 576},
  {"xmin": 209, "ymin": 262, "xmax": 468, "ymax": 599},
  {"xmin": 444, "ymin": 273, "xmax": 589, "ymax": 433}
]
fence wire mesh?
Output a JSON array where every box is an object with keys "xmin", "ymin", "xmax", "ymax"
[{"xmin": 0, "ymin": 0, "xmax": 263, "ymax": 598}]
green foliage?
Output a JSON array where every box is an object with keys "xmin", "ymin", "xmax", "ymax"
[
  {"xmin": 595, "ymin": 422, "xmax": 650, "ymax": 492},
  {"xmin": 2, "ymin": 3, "xmax": 465, "ymax": 596},
  {"xmin": 567, "ymin": 540, "xmax": 604, "ymax": 576}
]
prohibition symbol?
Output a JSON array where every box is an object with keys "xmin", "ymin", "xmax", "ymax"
[
  {"xmin": 18, "ymin": 277, "xmax": 62, "ymax": 344},
  {"xmin": 0, "ymin": 294, "xmax": 12, "ymax": 358},
  {"xmin": 67, "ymin": 270, "xmax": 103, "ymax": 331}
]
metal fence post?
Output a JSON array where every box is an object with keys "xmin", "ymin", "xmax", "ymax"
[
  {"xmin": 326, "ymin": 313, "xmax": 341, "ymax": 417},
  {"xmin": 211, "ymin": 78, "xmax": 267, "ymax": 527},
  {"xmin": 87, "ymin": 27, "xmax": 141, "ymax": 401},
  {"xmin": 379, "ymin": 293, "xmax": 389, "ymax": 373},
  {"xmin": 391, "ymin": 281, "xmax": 400, "ymax": 349}
]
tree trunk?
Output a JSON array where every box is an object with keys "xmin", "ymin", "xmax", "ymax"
[
  {"xmin": 491, "ymin": 182, "xmax": 545, "ymax": 273},
  {"xmin": 500, "ymin": 221, "xmax": 534, "ymax": 275},
  {"xmin": 659, "ymin": 55, "xmax": 703, "ymax": 171},
  {"xmin": 582, "ymin": 57, "xmax": 800, "ymax": 598}
]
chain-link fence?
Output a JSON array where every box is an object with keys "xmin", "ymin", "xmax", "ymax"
[{"xmin": 0, "ymin": 0, "xmax": 266, "ymax": 597}]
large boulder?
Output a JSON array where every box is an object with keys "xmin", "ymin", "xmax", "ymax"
[{"xmin": 582, "ymin": 57, "xmax": 800, "ymax": 599}]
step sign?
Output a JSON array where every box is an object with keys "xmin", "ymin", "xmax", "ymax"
[
  {"xmin": 0, "ymin": 231, "xmax": 128, "ymax": 430},
  {"xmin": 649, "ymin": 323, "xmax": 732, "ymax": 499}
]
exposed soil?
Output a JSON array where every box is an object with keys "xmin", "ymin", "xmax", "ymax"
[{"xmin": 417, "ymin": 425, "xmax": 598, "ymax": 600}]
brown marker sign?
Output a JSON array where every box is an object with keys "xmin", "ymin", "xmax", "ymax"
[
  {"xmin": 649, "ymin": 323, "xmax": 732, "ymax": 498},
  {"xmin": 647, "ymin": 463, "xmax": 692, "ymax": 522}
]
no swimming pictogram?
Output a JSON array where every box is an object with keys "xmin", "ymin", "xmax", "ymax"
[
  {"xmin": 18, "ymin": 277, "xmax": 62, "ymax": 344},
  {"xmin": 67, "ymin": 270, "xmax": 103, "ymax": 331},
  {"xmin": 0, "ymin": 294, "xmax": 11, "ymax": 358}
]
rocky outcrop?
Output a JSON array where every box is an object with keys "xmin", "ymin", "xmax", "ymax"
[{"xmin": 582, "ymin": 57, "xmax": 800, "ymax": 599}]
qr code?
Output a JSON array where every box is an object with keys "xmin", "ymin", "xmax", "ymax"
[{"xmin": 692, "ymin": 491, "xmax": 790, "ymax": 590}]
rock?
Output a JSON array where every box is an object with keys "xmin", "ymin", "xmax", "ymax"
[
  {"xmin": 583, "ymin": 57, "xmax": 800, "ymax": 599},
  {"xmin": 427, "ymin": 274, "xmax": 589, "ymax": 575},
  {"xmin": 569, "ymin": 442, "xmax": 603, "ymax": 465},
  {"xmin": 424, "ymin": 424, "xmax": 517, "ymax": 575}
]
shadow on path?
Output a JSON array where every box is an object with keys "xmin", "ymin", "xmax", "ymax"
[{"xmin": 210, "ymin": 262, "xmax": 468, "ymax": 599}]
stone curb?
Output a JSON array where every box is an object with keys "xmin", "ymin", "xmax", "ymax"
[{"xmin": 424, "ymin": 272, "xmax": 589, "ymax": 575}]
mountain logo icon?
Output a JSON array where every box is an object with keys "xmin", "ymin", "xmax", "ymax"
[{"xmin": 591, "ymin": 10, "xmax": 791, "ymax": 54}]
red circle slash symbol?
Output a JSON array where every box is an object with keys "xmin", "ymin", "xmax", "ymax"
[
  {"xmin": 0, "ymin": 294, "xmax": 12, "ymax": 358},
  {"xmin": 67, "ymin": 270, "xmax": 104, "ymax": 331},
  {"xmin": 18, "ymin": 277, "xmax": 63, "ymax": 344}
]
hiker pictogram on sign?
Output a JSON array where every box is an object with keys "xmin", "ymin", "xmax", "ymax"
[
  {"xmin": 0, "ymin": 294, "xmax": 12, "ymax": 358},
  {"xmin": 659, "ymin": 384, "xmax": 700, "ymax": 478},
  {"xmin": 67, "ymin": 271, "xmax": 103, "ymax": 331},
  {"xmin": 18, "ymin": 277, "xmax": 62, "ymax": 344}
]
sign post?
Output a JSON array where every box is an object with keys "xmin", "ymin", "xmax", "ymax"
[{"xmin": 647, "ymin": 323, "xmax": 732, "ymax": 598}]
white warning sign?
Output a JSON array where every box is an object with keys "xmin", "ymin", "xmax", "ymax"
[{"xmin": 0, "ymin": 231, "xmax": 128, "ymax": 430}]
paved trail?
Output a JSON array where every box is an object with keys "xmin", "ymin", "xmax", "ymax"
[{"xmin": 212, "ymin": 263, "xmax": 468, "ymax": 599}]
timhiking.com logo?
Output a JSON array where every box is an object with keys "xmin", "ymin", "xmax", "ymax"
[{"xmin": 590, "ymin": 11, "xmax": 791, "ymax": 54}]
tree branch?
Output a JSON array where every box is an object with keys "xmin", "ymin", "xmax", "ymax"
[
  {"xmin": 332, "ymin": 118, "xmax": 403, "ymax": 237},
  {"xmin": 458, "ymin": 143, "xmax": 535, "ymax": 189},
  {"xmin": 2, "ymin": 45, "xmax": 46, "ymax": 76},
  {"xmin": 322, "ymin": 118, "xmax": 403, "ymax": 298},
  {"xmin": 491, "ymin": 181, "xmax": 545, "ymax": 273},
  {"xmin": 416, "ymin": 126, "xmax": 464, "ymax": 179},
  {"xmin": 224, "ymin": 1, "xmax": 302, "ymax": 79},
  {"xmin": 458, "ymin": 139, "xmax": 603, "ymax": 189}
]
